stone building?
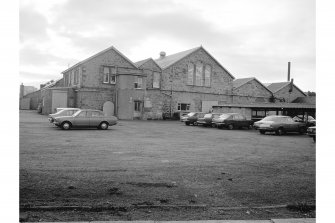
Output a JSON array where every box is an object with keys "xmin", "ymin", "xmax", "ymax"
[
  {"xmin": 232, "ymin": 77, "xmax": 273, "ymax": 104},
  {"xmin": 24, "ymin": 45, "xmax": 314, "ymax": 120},
  {"xmin": 264, "ymin": 81, "xmax": 306, "ymax": 103}
]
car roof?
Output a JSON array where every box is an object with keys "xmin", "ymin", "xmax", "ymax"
[{"xmin": 78, "ymin": 109, "xmax": 103, "ymax": 112}]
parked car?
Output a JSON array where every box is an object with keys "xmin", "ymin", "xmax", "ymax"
[
  {"xmin": 254, "ymin": 115, "xmax": 307, "ymax": 135},
  {"xmin": 293, "ymin": 115, "xmax": 316, "ymax": 127},
  {"xmin": 180, "ymin": 112, "xmax": 204, "ymax": 126},
  {"xmin": 53, "ymin": 109, "xmax": 118, "ymax": 130},
  {"xmin": 196, "ymin": 113, "xmax": 222, "ymax": 127},
  {"xmin": 307, "ymin": 126, "xmax": 316, "ymax": 142},
  {"xmin": 48, "ymin": 108, "xmax": 81, "ymax": 123},
  {"xmin": 212, "ymin": 113, "xmax": 254, "ymax": 130}
]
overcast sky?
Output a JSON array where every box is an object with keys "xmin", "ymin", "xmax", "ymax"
[{"xmin": 19, "ymin": 0, "xmax": 315, "ymax": 91}]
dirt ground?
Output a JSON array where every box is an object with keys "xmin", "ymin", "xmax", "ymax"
[{"xmin": 19, "ymin": 110, "xmax": 315, "ymax": 221}]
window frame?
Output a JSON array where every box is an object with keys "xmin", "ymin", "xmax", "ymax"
[
  {"xmin": 134, "ymin": 101, "xmax": 142, "ymax": 112},
  {"xmin": 195, "ymin": 62, "xmax": 203, "ymax": 86},
  {"xmin": 177, "ymin": 103, "xmax": 191, "ymax": 111},
  {"xmin": 153, "ymin": 72, "xmax": 160, "ymax": 88},
  {"xmin": 134, "ymin": 76, "xmax": 143, "ymax": 89},
  {"xmin": 204, "ymin": 64, "xmax": 211, "ymax": 87},
  {"xmin": 187, "ymin": 63, "xmax": 194, "ymax": 85}
]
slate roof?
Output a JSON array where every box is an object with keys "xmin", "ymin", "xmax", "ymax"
[
  {"xmin": 155, "ymin": 46, "xmax": 201, "ymax": 69},
  {"xmin": 135, "ymin": 58, "xmax": 152, "ymax": 67},
  {"xmin": 233, "ymin": 77, "xmax": 255, "ymax": 89},
  {"xmin": 62, "ymin": 46, "xmax": 138, "ymax": 74},
  {"xmin": 264, "ymin": 82, "xmax": 306, "ymax": 96},
  {"xmin": 154, "ymin": 46, "xmax": 235, "ymax": 79}
]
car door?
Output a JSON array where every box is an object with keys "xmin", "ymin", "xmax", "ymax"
[
  {"xmin": 73, "ymin": 111, "xmax": 90, "ymax": 127},
  {"xmin": 90, "ymin": 111, "xmax": 103, "ymax": 127},
  {"xmin": 284, "ymin": 117, "xmax": 296, "ymax": 132}
]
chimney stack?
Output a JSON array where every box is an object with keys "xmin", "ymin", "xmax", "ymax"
[
  {"xmin": 159, "ymin": 51, "xmax": 166, "ymax": 59},
  {"xmin": 287, "ymin": 62, "xmax": 291, "ymax": 82}
]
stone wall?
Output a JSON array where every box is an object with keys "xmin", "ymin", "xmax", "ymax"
[
  {"xmin": 274, "ymin": 85, "xmax": 306, "ymax": 102},
  {"xmin": 233, "ymin": 79, "xmax": 272, "ymax": 104},
  {"xmin": 76, "ymin": 88, "xmax": 115, "ymax": 111},
  {"xmin": 160, "ymin": 48, "xmax": 233, "ymax": 95},
  {"xmin": 212, "ymin": 107, "xmax": 253, "ymax": 120},
  {"xmin": 22, "ymin": 90, "xmax": 41, "ymax": 110}
]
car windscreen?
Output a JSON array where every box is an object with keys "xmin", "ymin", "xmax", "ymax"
[
  {"xmin": 73, "ymin": 110, "xmax": 81, "ymax": 116},
  {"xmin": 204, "ymin": 114, "xmax": 212, "ymax": 118},
  {"xmin": 187, "ymin": 112, "xmax": 196, "ymax": 117}
]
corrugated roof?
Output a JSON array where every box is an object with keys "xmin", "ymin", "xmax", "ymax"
[
  {"xmin": 155, "ymin": 46, "xmax": 201, "ymax": 69},
  {"xmin": 213, "ymin": 103, "xmax": 315, "ymax": 109}
]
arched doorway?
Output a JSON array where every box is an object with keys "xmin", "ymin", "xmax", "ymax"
[{"xmin": 103, "ymin": 101, "xmax": 114, "ymax": 116}]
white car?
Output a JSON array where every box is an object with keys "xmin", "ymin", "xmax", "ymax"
[{"xmin": 48, "ymin": 108, "xmax": 81, "ymax": 123}]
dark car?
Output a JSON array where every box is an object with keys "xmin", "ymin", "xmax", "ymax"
[
  {"xmin": 196, "ymin": 113, "xmax": 222, "ymax": 127},
  {"xmin": 212, "ymin": 113, "xmax": 254, "ymax": 130},
  {"xmin": 180, "ymin": 112, "xmax": 204, "ymax": 126},
  {"xmin": 254, "ymin": 115, "xmax": 306, "ymax": 135},
  {"xmin": 53, "ymin": 109, "xmax": 118, "ymax": 130},
  {"xmin": 307, "ymin": 126, "xmax": 316, "ymax": 142}
]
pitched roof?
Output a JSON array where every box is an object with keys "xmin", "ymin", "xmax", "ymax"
[
  {"xmin": 154, "ymin": 46, "xmax": 235, "ymax": 79},
  {"xmin": 213, "ymin": 102, "xmax": 315, "ymax": 109},
  {"xmin": 135, "ymin": 57, "xmax": 162, "ymax": 70},
  {"xmin": 155, "ymin": 46, "xmax": 201, "ymax": 69},
  {"xmin": 62, "ymin": 46, "xmax": 138, "ymax": 74},
  {"xmin": 265, "ymin": 81, "xmax": 307, "ymax": 96},
  {"xmin": 233, "ymin": 77, "xmax": 255, "ymax": 89},
  {"xmin": 233, "ymin": 77, "xmax": 273, "ymax": 94},
  {"xmin": 135, "ymin": 58, "xmax": 152, "ymax": 67}
]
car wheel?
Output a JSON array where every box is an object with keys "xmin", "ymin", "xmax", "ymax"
[
  {"xmin": 185, "ymin": 122, "xmax": 190, "ymax": 126},
  {"xmin": 61, "ymin": 121, "xmax": 71, "ymax": 130},
  {"xmin": 99, "ymin": 122, "xmax": 109, "ymax": 130},
  {"xmin": 259, "ymin": 130, "xmax": 265, "ymax": 134},
  {"xmin": 211, "ymin": 123, "xmax": 216, "ymax": 128},
  {"xmin": 276, "ymin": 128, "xmax": 284, "ymax": 136},
  {"xmin": 217, "ymin": 125, "xmax": 223, "ymax": 129},
  {"xmin": 248, "ymin": 124, "xmax": 253, "ymax": 129},
  {"xmin": 193, "ymin": 122, "xmax": 198, "ymax": 126},
  {"xmin": 228, "ymin": 124, "xmax": 234, "ymax": 130},
  {"xmin": 313, "ymin": 136, "xmax": 316, "ymax": 142}
]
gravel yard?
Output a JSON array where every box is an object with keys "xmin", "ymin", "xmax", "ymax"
[{"xmin": 19, "ymin": 110, "xmax": 315, "ymax": 221}]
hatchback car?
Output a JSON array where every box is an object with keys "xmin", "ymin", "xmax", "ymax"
[
  {"xmin": 180, "ymin": 112, "xmax": 205, "ymax": 126},
  {"xmin": 48, "ymin": 108, "xmax": 81, "ymax": 123},
  {"xmin": 254, "ymin": 115, "xmax": 306, "ymax": 135},
  {"xmin": 53, "ymin": 109, "xmax": 118, "ymax": 130},
  {"xmin": 212, "ymin": 113, "xmax": 254, "ymax": 130}
]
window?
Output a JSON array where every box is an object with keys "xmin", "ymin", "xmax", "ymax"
[
  {"xmin": 103, "ymin": 66, "xmax": 116, "ymax": 84},
  {"xmin": 74, "ymin": 69, "xmax": 79, "ymax": 85},
  {"xmin": 92, "ymin": 111, "xmax": 103, "ymax": 117},
  {"xmin": 134, "ymin": 101, "xmax": 141, "ymax": 112},
  {"xmin": 187, "ymin": 63, "xmax": 194, "ymax": 85},
  {"xmin": 204, "ymin": 65, "xmax": 211, "ymax": 87},
  {"xmin": 195, "ymin": 62, "xmax": 203, "ymax": 86},
  {"xmin": 77, "ymin": 111, "xmax": 86, "ymax": 117},
  {"xmin": 103, "ymin": 67, "xmax": 110, "ymax": 83},
  {"xmin": 153, "ymin": 72, "xmax": 160, "ymax": 88},
  {"xmin": 177, "ymin": 103, "xmax": 190, "ymax": 111},
  {"xmin": 134, "ymin": 76, "xmax": 143, "ymax": 89}
]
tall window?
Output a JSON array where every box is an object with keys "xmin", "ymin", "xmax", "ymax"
[
  {"xmin": 204, "ymin": 65, "xmax": 211, "ymax": 87},
  {"xmin": 103, "ymin": 66, "xmax": 116, "ymax": 84},
  {"xmin": 134, "ymin": 101, "xmax": 141, "ymax": 112},
  {"xmin": 195, "ymin": 62, "xmax": 203, "ymax": 86},
  {"xmin": 103, "ymin": 67, "xmax": 109, "ymax": 83},
  {"xmin": 153, "ymin": 72, "xmax": 160, "ymax": 88},
  {"xmin": 74, "ymin": 69, "xmax": 79, "ymax": 85},
  {"xmin": 134, "ymin": 76, "xmax": 143, "ymax": 89},
  {"xmin": 187, "ymin": 63, "xmax": 194, "ymax": 85}
]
